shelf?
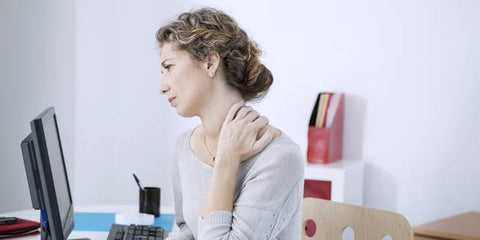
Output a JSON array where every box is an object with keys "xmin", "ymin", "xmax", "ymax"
[{"xmin": 304, "ymin": 159, "xmax": 364, "ymax": 205}]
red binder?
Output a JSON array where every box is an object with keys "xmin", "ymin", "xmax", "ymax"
[
  {"xmin": 307, "ymin": 93, "xmax": 344, "ymax": 164},
  {"xmin": 0, "ymin": 218, "xmax": 40, "ymax": 238}
]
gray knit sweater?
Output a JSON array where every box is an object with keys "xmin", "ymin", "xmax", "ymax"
[{"xmin": 166, "ymin": 127, "xmax": 305, "ymax": 240}]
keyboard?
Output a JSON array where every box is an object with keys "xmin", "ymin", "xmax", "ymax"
[{"xmin": 107, "ymin": 224, "xmax": 167, "ymax": 240}]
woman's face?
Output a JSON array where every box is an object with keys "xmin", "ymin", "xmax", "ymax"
[{"xmin": 159, "ymin": 42, "xmax": 211, "ymax": 117}]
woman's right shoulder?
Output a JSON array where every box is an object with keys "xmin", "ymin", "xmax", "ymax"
[{"xmin": 173, "ymin": 127, "xmax": 197, "ymax": 153}]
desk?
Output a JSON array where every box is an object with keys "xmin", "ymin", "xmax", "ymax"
[
  {"xmin": 1, "ymin": 205, "xmax": 175, "ymax": 240},
  {"xmin": 413, "ymin": 212, "xmax": 480, "ymax": 240}
]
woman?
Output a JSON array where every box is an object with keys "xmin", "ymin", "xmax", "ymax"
[{"xmin": 157, "ymin": 7, "xmax": 304, "ymax": 240}]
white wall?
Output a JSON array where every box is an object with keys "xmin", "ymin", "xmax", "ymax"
[
  {"xmin": 0, "ymin": 0, "xmax": 75, "ymax": 212},
  {"xmin": 73, "ymin": 0, "xmax": 193, "ymax": 207},
  {"xmin": 1, "ymin": 0, "xmax": 479, "ymax": 228}
]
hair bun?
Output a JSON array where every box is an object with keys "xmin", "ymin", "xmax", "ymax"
[{"xmin": 242, "ymin": 41, "xmax": 273, "ymax": 100}]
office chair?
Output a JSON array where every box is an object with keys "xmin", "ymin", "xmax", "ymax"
[{"xmin": 302, "ymin": 198, "xmax": 414, "ymax": 240}]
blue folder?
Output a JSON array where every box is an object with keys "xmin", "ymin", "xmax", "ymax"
[{"xmin": 74, "ymin": 212, "xmax": 175, "ymax": 232}]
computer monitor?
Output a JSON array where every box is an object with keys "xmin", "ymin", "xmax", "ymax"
[{"xmin": 21, "ymin": 107, "xmax": 75, "ymax": 240}]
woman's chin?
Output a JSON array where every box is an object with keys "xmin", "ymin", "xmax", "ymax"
[{"xmin": 176, "ymin": 107, "xmax": 195, "ymax": 118}]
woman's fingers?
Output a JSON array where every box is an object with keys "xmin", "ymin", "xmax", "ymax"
[
  {"xmin": 243, "ymin": 110, "xmax": 259, "ymax": 122},
  {"xmin": 225, "ymin": 100, "xmax": 245, "ymax": 123},
  {"xmin": 221, "ymin": 102, "xmax": 274, "ymax": 161},
  {"xmin": 251, "ymin": 116, "xmax": 269, "ymax": 130},
  {"xmin": 252, "ymin": 127, "xmax": 274, "ymax": 153},
  {"xmin": 235, "ymin": 106, "xmax": 253, "ymax": 120},
  {"xmin": 256, "ymin": 124, "xmax": 269, "ymax": 140}
]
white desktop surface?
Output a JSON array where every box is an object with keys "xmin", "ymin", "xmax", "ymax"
[{"xmin": 1, "ymin": 205, "xmax": 175, "ymax": 240}]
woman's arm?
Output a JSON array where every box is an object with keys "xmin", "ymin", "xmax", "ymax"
[
  {"xmin": 197, "ymin": 101, "xmax": 306, "ymax": 240},
  {"xmin": 201, "ymin": 155, "xmax": 240, "ymax": 219},
  {"xmin": 201, "ymin": 101, "xmax": 273, "ymax": 219},
  {"xmin": 197, "ymin": 146, "xmax": 305, "ymax": 240}
]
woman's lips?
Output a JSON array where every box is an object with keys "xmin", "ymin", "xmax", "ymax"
[{"xmin": 168, "ymin": 97, "xmax": 176, "ymax": 103}]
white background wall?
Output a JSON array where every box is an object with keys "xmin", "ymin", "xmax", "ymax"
[
  {"xmin": 1, "ymin": 0, "xmax": 479, "ymax": 227},
  {"xmin": 0, "ymin": 0, "xmax": 75, "ymax": 213}
]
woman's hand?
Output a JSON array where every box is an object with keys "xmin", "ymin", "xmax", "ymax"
[
  {"xmin": 216, "ymin": 100, "xmax": 275, "ymax": 163},
  {"xmin": 201, "ymin": 101, "xmax": 274, "ymax": 219}
]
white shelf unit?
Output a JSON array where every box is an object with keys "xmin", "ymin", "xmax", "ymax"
[{"xmin": 304, "ymin": 159, "xmax": 364, "ymax": 205}]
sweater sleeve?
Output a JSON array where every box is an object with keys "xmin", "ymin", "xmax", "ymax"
[
  {"xmin": 166, "ymin": 135, "xmax": 195, "ymax": 240},
  {"xmin": 196, "ymin": 144, "xmax": 305, "ymax": 240}
]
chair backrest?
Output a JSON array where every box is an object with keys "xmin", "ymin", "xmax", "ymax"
[{"xmin": 302, "ymin": 198, "xmax": 414, "ymax": 240}]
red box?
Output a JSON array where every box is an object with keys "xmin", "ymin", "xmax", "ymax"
[{"xmin": 307, "ymin": 93, "xmax": 344, "ymax": 164}]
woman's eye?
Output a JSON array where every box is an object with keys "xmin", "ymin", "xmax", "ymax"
[{"xmin": 161, "ymin": 65, "xmax": 172, "ymax": 74}]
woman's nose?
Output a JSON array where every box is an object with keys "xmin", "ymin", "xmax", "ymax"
[{"xmin": 159, "ymin": 81, "xmax": 170, "ymax": 95}]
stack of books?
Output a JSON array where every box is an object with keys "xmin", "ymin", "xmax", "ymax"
[
  {"xmin": 309, "ymin": 93, "xmax": 342, "ymax": 129},
  {"xmin": 307, "ymin": 92, "xmax": 345, "ymax": 164}
]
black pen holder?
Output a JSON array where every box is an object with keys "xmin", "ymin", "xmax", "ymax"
[{"xmin": 139, "ymin": 187, "xmax": 160, "ymax": 217}]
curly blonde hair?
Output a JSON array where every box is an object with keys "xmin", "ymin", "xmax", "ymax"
[{"xmin": 156, "ymin": 7, "xmax": 273, "ymax": 102}]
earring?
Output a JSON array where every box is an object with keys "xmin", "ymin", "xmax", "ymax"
[{"xmin": 209, "ymin": 72, "xmax": 214, "ymax": 77}]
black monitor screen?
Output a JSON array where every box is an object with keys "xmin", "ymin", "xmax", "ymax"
[
  {"xmin": 21, "ymin": 107, "xmax": 74, "ymax": 240},
  {"xmin": 42, "ymin": 114, "xmax": 72, "ymax": 228}
]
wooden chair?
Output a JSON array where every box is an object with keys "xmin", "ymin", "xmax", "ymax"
[{"xmin": 302, "ymin": 198, "xmax": 414, "ymax": 240}]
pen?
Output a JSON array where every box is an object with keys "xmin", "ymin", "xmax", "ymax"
[{"xmin": 132, "ymin": 173, "xmax": 143, "ymax": 190}]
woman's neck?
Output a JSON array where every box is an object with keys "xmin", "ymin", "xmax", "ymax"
[{"xmin": 198, "ymin": 87, "xmax": 243, "ymax": 155}]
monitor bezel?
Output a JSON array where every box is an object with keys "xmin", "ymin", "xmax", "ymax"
[{"xmin": 30, "ymin": 107, "xmax": 74, "ymax": 240}]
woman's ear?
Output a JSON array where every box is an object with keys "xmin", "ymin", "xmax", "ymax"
[{"xmin": 205, "ymin": 51, "xmax": 220, "ymax": 78}]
